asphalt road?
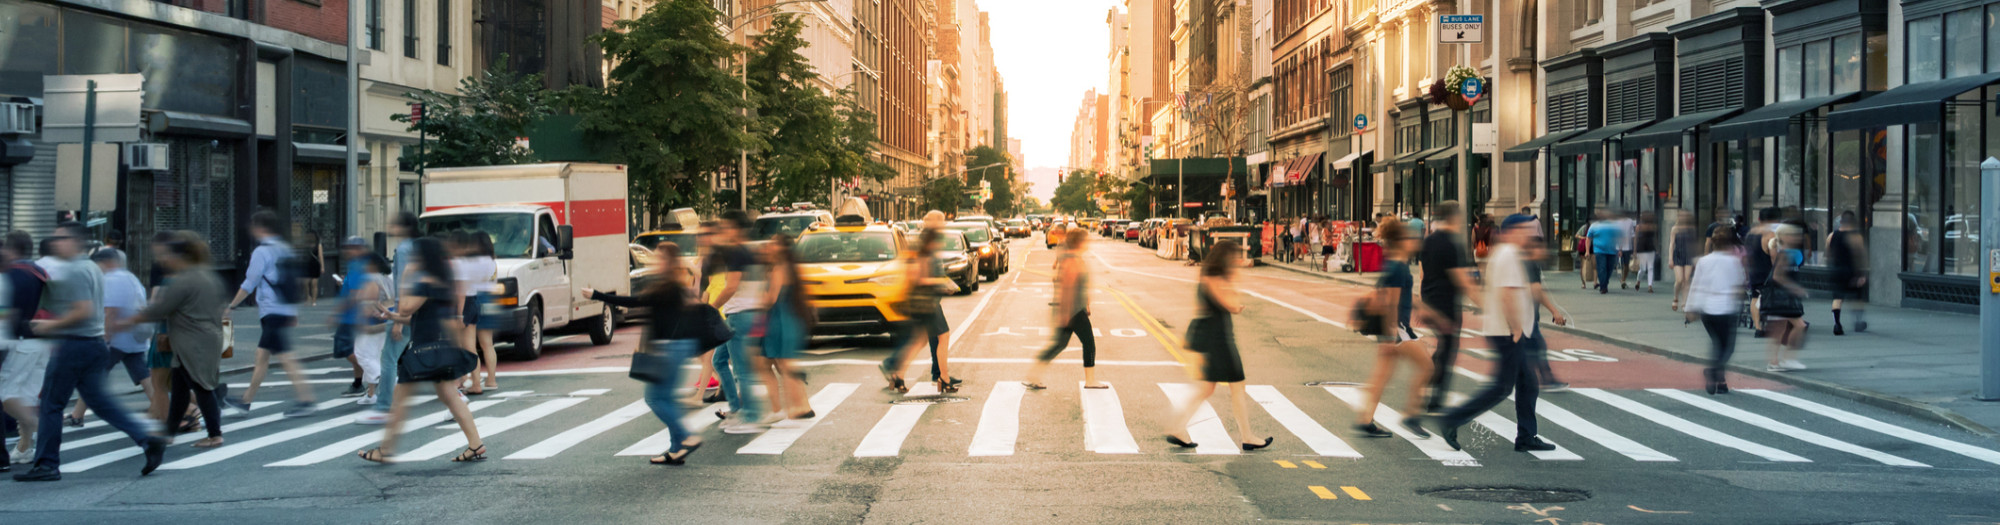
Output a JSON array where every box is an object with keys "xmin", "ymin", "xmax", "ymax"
[{"xmin": 8, "ymin": 234, "xmax": 2000, "ymax": 524}]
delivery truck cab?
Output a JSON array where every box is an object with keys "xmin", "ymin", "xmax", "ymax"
[{"xmin": 419, "ymin": 163, "xmax": 630, "ymax": 360}]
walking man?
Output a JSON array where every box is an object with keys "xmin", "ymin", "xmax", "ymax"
[
  {"xmin": 15, "ymin": 222, "xmax": 170, "ymax": 481},
  {"xmin": 67, "ymin": 249, "xmax": 155, "ymax": 426},
  {"xmin": 710, "ymin": 210, "xmax": 768, "ymax": 434},
  {"xmin": 1419, "ymin": 201, "xmax": 1480, "ymax": 413},
  {"xmin": 1585, "ymin": 210, "xmax": 1623, "ymax": 294},
  {"xmin": 1428, "ymin": 214, "xmax": 1554, "ymax": 453},
  {"xmin": 225, "ymin": 210, "xmax": 318, "ymax": 418}
]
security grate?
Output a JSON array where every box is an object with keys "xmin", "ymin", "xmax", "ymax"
[
  {"xmin": 1901, "ymin": 273, "xmax": 1977, "ymax": 306},
  {"xmin": 161, "ymin": 138, "xmax": 236, "ymax": 260},
  {"xmin": 290, "ymin": 164, "xmax": 343, "ymax": 269}
]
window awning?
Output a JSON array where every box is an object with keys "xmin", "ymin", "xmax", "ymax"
[
  {"xmin": 1395, "ymin": 145, "xmax": 1452, "ymax": 168},
  {"xmin": 293, "ymin": 142, "xmax": 371, "ymax": 165},
  {"xmin": 1709, "ymin": 92, "xmax": 1874, "ymax": 142},
  {"xmin": 1827, "ymin": 72, "xmax": 2000, "ymax": 131},
  {"xmin": 1502, "ymin": 129, "xmax": 1586, "ymax": 162},
  {"xmin": 1550, "ymin": 120, "xmax": 1656, "ymax": 157},
  {"xmin": 1288, "ymin": 152, "xmax": 1323, "ymax": 185},
  {"xmin": 1420, "ymin": 147, "xmax": 1458, "ymax": 168},
  {"xmin": 1620, "ymin": 108, "xmax": 1741, "ymax": 152},
  {"xmin": 1330, "ymin": 150, "xmax": 1369, "ymax": 170}
]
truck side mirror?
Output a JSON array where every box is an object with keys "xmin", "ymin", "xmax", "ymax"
[{"xmin": 557, "ymin": 225, "xmax": 575, "ymax": 260}]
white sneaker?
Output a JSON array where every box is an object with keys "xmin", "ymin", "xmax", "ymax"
[
  {"xmin": 721, "ymin": 422, "xmax": 768, "ymax": 435},
  {"xmin": 10, "ymin": 447, "xmax": 31, "ymax": 464},
  {"xmin": 1781, "ymin": 359, "xmax": 1808, "ymax": 371},
  {"xmin": 354, "ymin": 410, "xmax": 389, "ymax": 425},
  {"xmin": 356, "ymin": 394, "xmax": 376, "ymax": 406},
  {"xmin": 1766, "ymin": 364, "xmax": 1789, "ymax": 373}
]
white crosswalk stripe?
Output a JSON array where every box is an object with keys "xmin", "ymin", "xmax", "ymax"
[
  {"xmin": 1325, "ymin": 386, "xmax": 1480, "ymax": 466},
  {"xmin": 397, "ymin": 398, "xmax": 588, "ymax": 461},
  {"xmin": 616, "ymin": 403, "xmax": 725, "ymax": 457},
  {"xmin": 855, "ymin": 383, "xmax": 940, "ymax": 457},
  {"xmin": 1444, "ymin": 392, "xmax": 1583, "ymax": 461},
  {"xmin": 1573, "ymin": 388, "xmax": 1810, "ymax": 463},
  {"xmin": 1651, "ymin": 389, "xmax": 1927, "ymax": 467},
  {"xmin": 1158, "ymin": 383, "xmax": 1239, "ymax": 455},
  {"xmin": 1534, "ymin": 398, "xmax": 1678, "ymax": 462},
  {"xmin": 67, "ymin": 398, "xmax": 354, "ymax": 472},
  {"xmin": 1080, "ymin": 383, "xmax": 1140, "ymax": 454},
  {"xmin": 1742, "ymin": 389, "xmax": 2000, "ymax": 467},
  {"xmin": 1244, "ymin": 385, "xmax": 1362, "ymax": 458},
  {"xmin": 738, "ymin": 383, "xmax": 859, "ymax": 455},
  {"xmin": 967, "ymin": 381, "xmax": 1026, "ymax": 456},
  {"xmin": 506, "ymin": 401, "xmax": 652, "ymax": 460},
  {"xmin": 266, "ymin": 399, "xmax": 503, "ymax": 467}
]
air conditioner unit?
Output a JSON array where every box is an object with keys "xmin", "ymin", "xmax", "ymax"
[
  {"xmin": 0, "ymin": 103, "xmax": 34, "ymax": 135},
  {"xmin": 127, "ymin": 143, "xmax": 170, "ymax": 171}
]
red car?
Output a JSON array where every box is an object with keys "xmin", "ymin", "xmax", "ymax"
[{"xmin": 1123, "ymin": 222, "xmax": 1142, "ymax": 241}]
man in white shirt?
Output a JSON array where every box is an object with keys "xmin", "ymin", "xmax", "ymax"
[
  {"xmin": 1684, "ymin": 231, "xmax": 1746, "ymax": 393},
  {"xmin": 1427, "ymin": 214, "xmax": 1553, "ymax": 453},
  {"xmin": 67, "ymin": 249, "xmax": 154, "ymax": 425},
  {"xmin": 1615, "ymin": 211, "xmax": 1638, "ymax": 288}
]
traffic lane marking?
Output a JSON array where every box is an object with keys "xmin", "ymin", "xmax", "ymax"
[{"xmin": 1308, "ymin": 486, "xmax": 1339, "ymax": 499}]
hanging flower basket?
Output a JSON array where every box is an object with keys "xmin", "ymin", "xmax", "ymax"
[{"xmin": 1428, "ymin": 65, "xmax": 1483, "ymax": 111}]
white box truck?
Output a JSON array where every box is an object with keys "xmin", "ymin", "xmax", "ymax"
[{"xmin": 420, "ymin": 163, "xmax": 629, "ymax": 359}]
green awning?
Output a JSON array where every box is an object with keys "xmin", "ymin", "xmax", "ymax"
[{"xmin": 1146, "ymin": 157, "xmax": 1248, "ymax": 181}]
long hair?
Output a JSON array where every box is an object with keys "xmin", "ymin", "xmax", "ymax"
[
  {"xmin": 646, "ymin": 242, "xmax": 688, "ymax": 299},
  {"xmin": 914, "ymin": 228, "xmax": 942, "ymax": 260},
  {"xmin": 476, "ymin": 232, "xmax": 496, "ymax": 257},
  {"xmin": 767, "ymin": 235, "xmax": 814, "ymax": 329},
  {"xmin": 1201, "ymin": 240, "xmax": 1240, "ymax": 277},
  {"xmin": 163, "ymin": 231, "xmax": 212, "ymax": 266},
  {"xmin": 412, "ymin": 237, "xmax": 454, "ymax": 284}
]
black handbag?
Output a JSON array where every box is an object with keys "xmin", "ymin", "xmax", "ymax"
[
  {"xmin": 1760, "ymin": 283, "xmax": 1804, "ymax": 319},
  {"xmin": 401, "ymin": 340, "xmax": 479, "ymax": 383},
  {"xmin": 684, "ymin": 304, "xmax": 734, "ymax": 351}
]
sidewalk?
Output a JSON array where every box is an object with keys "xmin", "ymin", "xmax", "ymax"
[{"xmin": 1258, "ymin": 255, "xmax": 2000, "ymax": 438}]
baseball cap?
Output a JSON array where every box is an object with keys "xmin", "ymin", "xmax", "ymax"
[
  {"xmin": 342, "ymin": 236, "xmax": 368, "ymax": 248},
  {"xmin": 1501, "ymin": 214, "xmax": 1538, "ymax": 230}
]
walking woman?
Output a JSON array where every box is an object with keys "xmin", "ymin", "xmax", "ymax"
[
  {"xmin": 454, "ymin": 232, "xmax": 500, "ymax": 394},
  {"xmin": 350, "ymin": 254, "xmax": 393, "ymax": 405},
  {"xmin": 1671, "ymin": 211, "xmax": 1697, "ymax": 311},
  {"xmin": 1764, "ymin": 225, "xmax": 1810, "ymax": 372},
  {"xmin": 1024, "ymin": 229, "xmax": 1102, "ymax": 390},
  {"xmin": 1684, "ymin": 230, "xmax": 1745, "ymax": 394},
  {"xmin": 301, "ymin": 231, "xmax": 323, "ymax": 307},
  {"xmin": 586, "ymin": 243, "xmax": 704, "ymax": 465},
  {"xmin": 1633, "ymin": 212, "xmax": 1660, "ymax": 293},
  {"xmin": 1575, "ymin": 222, "xmax": 1596, "ymax": 290},
  {"xmin": 756, "ymin": 235, "xmax": 815, "ymax": 419},
  {"xmin": 880, "ymin": 228, "xmax": 957, "ymax": 394},
  {"xmin": 1352, "ymin": 221, "xmax": 1435, "ymax": 438},
  {"xmin": 1162, "ymin": 241, "xmax": 1273, "ymax": 451},
  {"xmin": 359, "ymin": 237, "xmax": 486, "ymax": 463},
  {"xmin": 120, "ymin": 231, "xmax": 229, "ymax": 447},
  {"xmin": 0, "ymin": 231, "xmax": 47, "ymax": 463}
]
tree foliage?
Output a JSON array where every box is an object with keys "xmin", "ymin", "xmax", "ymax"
[
  {"xmin": 745, "ymin": 15, "xmax": 892, "ymax": 208},
  {"xmin": 963, "ymin": 145, "xmax": 1015, "ymax": 216},
  {"xmin": 922, "ymin": 173, "xmax": 966, "ymax": 214},
  {"xmin": 394, "ymin": 60, "xmax": 552, "ymax": 169},
  {"xmin": 1051, "ymin": 169, "xmax": 1101, "ymax": 216},
  {"xmin": 567, "ymin": 0, "xmax": 759, "ymax": 222}
]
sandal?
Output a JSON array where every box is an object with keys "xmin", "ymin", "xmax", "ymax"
[
  {"xmin": 650, "ymin": 441, "xmax": 702, "ymax": 465},
  {"xmin": 452, "ymin": 444, "xmax": 487, "ymax": 462},
  {"xmin": 358, "ymin": 447, "xmax": 393, "ymax": 463},
  {"xmin": 192, "ymin": 437, "xmax": 225, "ymax": 448},
  {"xmin": 1021, "ymin": 381, "xmax": 1048, "ymax": 390},
  {"xmin": 177, "ymin": 415, "xmax": 203, "ymax": 434},
  {"xmin": 63, "ymin": 416, "xmax": 84, "ymax": 428}
]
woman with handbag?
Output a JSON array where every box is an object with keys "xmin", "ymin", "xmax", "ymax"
[
  {"xmin": 360, "ymin": 237, "xmax": 486, "ymax": 464},
  {"xmin": 1023, "ymin": 229, "xmax": 1102, "ymax": 390},
  {"xmin": 1161, "ymin": 241, "xmax": 1273, "ymax": 451},
  {"xmin": 755, "ymin": 236, "xmax": 815, "ymax": 419},
  {"xmin": 586, "ymin": 242, "xmax": 706, "ymax": 465},
  {"xmin": 1763, "ymin": 225, "xmax": 1811, "ymax": 373},
  {"xmin": 118, "ymin": 231, "xmax": 229, "ymax": 447},
  {"xmin": 1351, "ymin": 221, "xmax": 1436, "ymax": 438},
  {"xmin": 880, "ymin": 227, "xmax": 959, "ymax": 394}
]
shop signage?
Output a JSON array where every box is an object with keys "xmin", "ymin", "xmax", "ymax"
[
  {"xmin": 1438, "ymin": 15, "xmax": 1483, "ymax": 43},
  {"xmin": 1683, "ymin": 152, "xmax": 1697, "ymax": 174}
]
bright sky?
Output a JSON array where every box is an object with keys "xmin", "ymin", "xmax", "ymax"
[{"xmin": 983, "ymin": 0, "xmax": 1122, "ymax": 200}]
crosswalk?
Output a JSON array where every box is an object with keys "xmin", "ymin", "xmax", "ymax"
[{"xmin": 37, "ymin": 381, "xmax": 2000, "ymax": 474}]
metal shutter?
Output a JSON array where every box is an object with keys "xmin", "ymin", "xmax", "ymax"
[
  {"xmin": 1680, "ymin": 58, "xmax": 1745, "ymax": 113},
  {"xmin": 11, "ymin": 136, "xmax": 54, "ymax": 237}
]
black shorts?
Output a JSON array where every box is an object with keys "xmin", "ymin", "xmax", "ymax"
[
  {"xmin": 1321, "ymin": 245, "xmax": 1336, "ymax": 255},
  {"xmin": 104, "ymin": 350, "xmax": 150, "ymax": 384},
  {"xmin": 259, "ymin": 315, "xmax": 296, "ymax": 354},
  {"xmin": 331, "ymin": 323, "xmax": 355, "ymax": 358},
  {"xmin": 461, "ymin": 299, "xmax": 482, "ymax": 326}
]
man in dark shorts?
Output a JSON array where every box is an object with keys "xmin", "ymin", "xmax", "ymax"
[
  {"xmin": 225, "ymin": 210, "xmax": 318, "ymax": 418},
  {"xmin": 1419, "ymin": 201, "xmax": 1481, "ymax": 413},
  {"xmin": 1827, "ymin": 211, "xmax": 1868, "ymax": 335}
]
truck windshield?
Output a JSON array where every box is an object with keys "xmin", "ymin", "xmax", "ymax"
[
  {"xmin": 797, "ymin": 232, "xmax": 898, "ymax": 263},
  {"xmin": 753, "ymin": 216, "xmax": 820, "ymax": 241},
  {"xmin": 421, "ymin": 213, "xmax": 537, "ymax": 259}
]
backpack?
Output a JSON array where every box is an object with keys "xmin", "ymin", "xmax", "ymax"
[{"xmin": 262, "ymin": 243, "xmax": 307, "ymax": 305}]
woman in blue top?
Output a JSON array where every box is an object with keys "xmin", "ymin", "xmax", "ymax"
[
  {"xmin": 1765, "ymin": 225, "xmax": 1811, "ymax": 372},
  {"xmin": 1352, "ymin": 221, "xmax": 1437, "ymax": 438},
  {"xmin": 757, "ymin": 235, "xmax": 815, "ymax": 420}
]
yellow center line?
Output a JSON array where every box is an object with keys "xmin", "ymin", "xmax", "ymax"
[
  {"xmin": 1273, "ymin": 460, "xmax": 1298, "ymax": 469},
  {"xmin": 1106, "ymin": 286, "xmax": 1190, "ymax": 366},
  {"xmin": 1301, "ymin": 460, "xmax": 1327, "ymax": 469},
  {"xmin": 1340, "ymin": 486, "xmax": 1372, "ymax": 500},
  {"xmin": 1308, "ymin": 486, "xmax": 1339, "ymax": 500}
]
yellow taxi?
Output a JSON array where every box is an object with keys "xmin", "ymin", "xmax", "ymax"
[{"xmin": 796, "ymin": 216, "xmax": 909, "ymax": 335}]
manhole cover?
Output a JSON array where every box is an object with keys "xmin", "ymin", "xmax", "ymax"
[
  {"xmin": 1419, "ymin": 487, "xmax": 1591, "ymax": 503},
  {"xmin": 890, "ymin": 396, "xmax": 972, "ymax": 405},
  {"xmin": 1305, "ymin": 381, "xmax": 1363, "ymax": 386}
]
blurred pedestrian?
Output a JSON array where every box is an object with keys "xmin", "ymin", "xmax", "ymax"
[
  {"xmin": 1671, "ymin": 211, "xmax": 1697, "ymax": 311},
  {"xmin": 1827, "ymin": 211, "xmax": 1868, "ymax": 335},
  {"xmin": 1616, "ymin": 211, "xmax": 1639, "ymax": 289},
  {"xmin": 587, "ymin": 242, "xmax": 704, "ymax": 465},
  {"xmin": 1585, "ymin": 210, "xmax": 1623, "ymax": 294},
  {"xmin": 1162, "ymin": 241, "xmax": 1271, "ymax": 451},
  {"xmin": 330, "ymin": 237, "xmax": 374, "ymax": 398},
  {"xmin": 357, "ymin": 212, "xmax": 419, "ymax": 425},
  {"xmin": 1685, "ymin": 230, "xmax": 1746, "ymax": 394},
  {"xmin": 1632, "ymin": 212, "xmax": 1659, "ymax": 293},
  {"xmin": 301, "ymin": 230, "xmax": 323, "ymax": 307},
  {"xmin": 709, "ymin": 210, "xmax": 769, "ymax": 434},
  {"xmin": 451, "ymin": 231, "xmax": 499, "ymax": 395},
  {"xmin": 1764, "ymin": 225, "xmax": 1810, "ymax": 372},
  {"xmin": 0, "ymin": 231, "xmax": 47, "ymax": 466},
  {"xmin": 883, "ymin": 227, "xmax": 959, "ymax": 394},
  {"xmin": 67, "ymin": 249, "xmax": 154, "ymax": 427},
  {"xmin": 1523, "ymin": 233, "xmax": 1570, "ymax": 392},
  {"xmin": 359, "ymin": 237, "xmax": 485, "ymax": 464},
  {"xmin": 1419, "ymin": 201, "xmax": 1478, "ymax": 413},
  {"xmin": 685, "ymin": 221, "xmax": 723, "ymax": 406},
  {"xmin": 756, "ymin": 235, "xmax": 815, "ymax": 418},
  {"xmin": 1427, "ymin": 215, "xmax": 1553, "ymax": 453},
  {"xmin": 16, "ymin": 221, "xmax": 171, "ymax": 481},
  {"xmin": 120, "ymin": 232, "xmax": 228, "ymax": 447},
  {"xmin": 343, "ymin": 254, "xmax": 392, "ymax": 406},
  {"xmin": 226, "ymin": 210, "xmax": 317, "ymax": 418},
  {"xmin": 1352, "ymin": 221, "xmax": 1434, "ymax": 438},
  {"xmin": 1743, "ymin": 208, "xmax": 1782, "ymax": 336},
  {"xmin": 1024, "ymin": 229, "xmax": 1101, "ymax": 390}
]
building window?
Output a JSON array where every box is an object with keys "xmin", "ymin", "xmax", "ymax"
[
  {"xmin": 436, "ymin": 0, "xmax": 451, "ymax": 65},
  {"xmin": 367, "ymin": 0, "xmax": 384, "ymax": 50},
  {"xmin": 1908, "ymin": 16, "xmax": 1943, "ymax": 83},
  {"xmin": 1330, "ymin": 67, "xmax": 1352, "ymax": 137},
  {"xmin": 1833, "ymin": 35, "xmax": 1862, "ymax": 94},
  {"xmin": 1947, "ymin": 8, "xmax": 1982, "ymax": 79},
  {"xmin": 403, "ymin": 0, "xmax": 420, "ymax": 59}
]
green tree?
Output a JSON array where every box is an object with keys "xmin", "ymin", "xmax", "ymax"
[
  {"xmin": 567, "ymin": 0, "xmax": 760, "ymax": 222},
  {"xmin": 745, "ymin": 15, "xmax": 891, "ymax": 208},
  {"xmin": 922, "ymin": 174, "xmax": 966, "ymax": 213},
  {"xmin": 963, "ymin": 145, "xmax": 1014, "ymax": 216},
  {"xmin": 394, "ymin": 60, "xmax": 552, "ymax": 169},
  {"xmin": 1051, "ymin": 169, "xmax": 1100, "ymax": 216}
]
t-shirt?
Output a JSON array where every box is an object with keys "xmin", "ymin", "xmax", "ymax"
[
  {"xmin": 1586, "ymin": 222, "xmax": 1623, "ymax": 255},
  {"xmin": 5, "ymin": 262, "xmax": 47, "ymax": 339},
  {"xmin": 1615, "ymin": 218, "xmax": 1637, "ymax": 251},
  {"xmin": 1525, "ymin": 260, "xmax": 1544, "ymax": 331},
  {"xmin": 407, "ymin": 277, "xmax": 458, "ymax": 345},
  {"xmin": 1406, "ymin": 217, "xmax": 1426, "ymax": 237},
  {"xmin": 455, "ymin": 256, "xmax": 497, "ymax": 297},
  {"xmin": 102, "ymin": 268, "xmax": 152, "ymax": 353},
  {"xmin": 711, "ymin": 244, "xmax": 766, "ymax": 314},
  {"xmin": 239, "ymin": 237, "xmax": 299, "ymax": 318},
  {"xmin": 1418, "ymin": 231, "xmax": 1468, "ymax": 307},
  {"xmin": 1481, "ymin": 244, "xmax": 1533, "ymax": 338},
  {"xmin": 42, "ymin": 256, "xmax": 105, "ymax": 338},
  {"xmin": 1375, "ymin": 260, "xmax": 1415, "ymax": 326}
]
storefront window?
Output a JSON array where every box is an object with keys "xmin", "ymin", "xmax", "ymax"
[
  {"xmin": 1830, "ymin": 128, "xmax": 1864, "ymax": 256},
  {"xmin": 1988, "ymin": 5, "xmax": 2000, "ymax": 73},
  {"xmin": 1946, "ymin": 91, "xmax": 1992, "ymax": 276},
  {"xmin": 1907, "ymin": 122, "xmax": 1941, "ymax": 272},
  {"xmin": 1834, "ymin": 35, "xmax": 1863, "ymax": 94},
  {"xmin": 1948, "ymin": 9, "xmax": 1984, "ymax": 78},
  {"xmin": 1805, "ymin": 40, "xmax": 1832, "ymax": 97},
  {"xmin": 1910, "ymin": 17, "xmax": 1944, "ymax": 83},
  {"xmin": 1803, "ymin": 122, "xmax": 1828, "ymax": 261}
]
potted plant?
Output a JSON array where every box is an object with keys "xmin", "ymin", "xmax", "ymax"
[{"xmin": 1427, "ymin": 65, "xmax": 1482, "ymax": 111}]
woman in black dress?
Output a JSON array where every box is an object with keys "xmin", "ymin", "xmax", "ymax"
[
  {"xmin": 1671, "ymin": 211, "xmax": 1697, "ymax": 311},
  {"xmin": 359, "ymin": 237, "xmax": 486, "ymax": 464},
  {"xmin": 1161, "ymin": 241, "xmax": 1273, "ymax": 451}
]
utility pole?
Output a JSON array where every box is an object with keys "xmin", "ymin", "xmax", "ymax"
[{"xmin": 346, "ymin": 0, "xmax": 361, "ymax": 237}]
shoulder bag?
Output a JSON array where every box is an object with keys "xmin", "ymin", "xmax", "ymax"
[
  {"xmin": 686, "ymin": 303, "xmax": 733, "ymax": 351},
  {"xmin": 402, "ymin": 338, "xmax": 479, "ymax": 382},
  {"xmin": 1759, "ymin": 282, "xmax": 1805, "ymax": 319}
]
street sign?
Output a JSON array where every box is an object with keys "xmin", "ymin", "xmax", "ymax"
[
  {"xmin": 54, "ymin": 143, "xmax": 117, "ymax": 211},
  {"xmin": 42, "ymin": 74, "xmax": 145, "ymax": 143},
  {"xmin": 1438, "ymin": 15, "xmax": 1484, "ymax": 43},
  {"xmin": 1354, "ymin": 113, "xmax": 1369, "ymax": 132},
  {"xmin": 1461, "ymin": 77, "xmax": 1485, "ymax": 104}
]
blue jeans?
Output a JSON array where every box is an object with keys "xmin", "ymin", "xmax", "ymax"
[
  {"xmin": 1594, "ymin": 253, "xmax": 1618, "ymax": 291},
  {"xmin": 374, "ymin": 325, "xmax": 408, "ymax": 412},
  {"xmin": 643, "ymin": 339, "xmax": 698, "ymax": 452},
  {"xmin": 1442, "ymin": 335, "xmax": 1540, "ymax": 441},
  {"xmin": 36, "ymin": 338, "xmax": 152, "ymax": 469},
  {"xmin": 712, "ymin": 311, "xmax": 763, "ymax": 421}
]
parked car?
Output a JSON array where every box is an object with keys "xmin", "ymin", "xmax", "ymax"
[
  {"xmin": 949, "ymin": 221, "xmax": 1010, "ymax": 280},
  {"xmin": 1124, "ymin": 221, "xmax": 1143, "ymax": 241}
]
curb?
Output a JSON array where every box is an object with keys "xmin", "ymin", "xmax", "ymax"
[{"xmin": 1255, "ymin": 257, "xmax": 2000, "ymax": 440}]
